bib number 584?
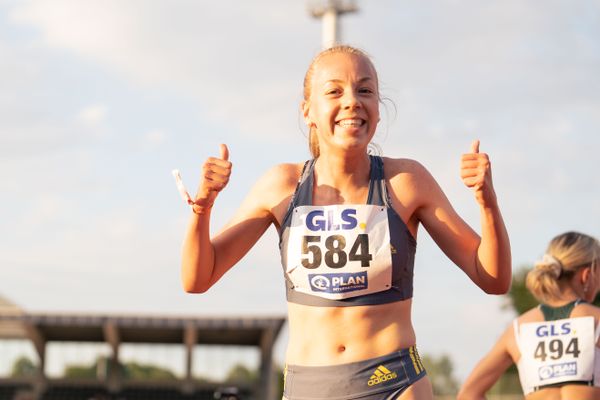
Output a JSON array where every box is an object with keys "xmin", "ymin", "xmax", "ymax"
[{"xmin": 301, "ymin": 234, "xmax": 373, "ymax": 269}]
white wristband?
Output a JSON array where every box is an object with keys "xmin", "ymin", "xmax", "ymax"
[{"xmin": 171, "ymin": 169, "xmax": 194, "ymax": 205}]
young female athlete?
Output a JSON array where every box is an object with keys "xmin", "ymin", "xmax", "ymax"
[
  {"xmin": 458, "ymin": 231, "xmax": 600, "ymax": 400},
  {"xmin": 179, "ymin": 45, "xmax": 511, "ymax": 399}
]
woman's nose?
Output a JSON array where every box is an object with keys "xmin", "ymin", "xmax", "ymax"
[{"xmin": 342, "ymin": 91, "xmax": 361, "ymax": 109}]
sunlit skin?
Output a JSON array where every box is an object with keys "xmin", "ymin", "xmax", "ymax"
[
  {"xmin": 458, "ymin": 267, "xmax": 600, "ymax": 400},
  {"xmin": 181, "ymin": 51, "xmax": 511, "ymax": 400}
]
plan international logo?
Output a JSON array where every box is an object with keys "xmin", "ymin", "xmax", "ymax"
[
  {"xmin": 308, "ymin": 272, "xmax": 368, "ymax": 293},
  {"xmin": 539, "ymin": 362, "xmax": 577, "ymax": 381}
]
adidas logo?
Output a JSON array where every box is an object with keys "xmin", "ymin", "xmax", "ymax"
[{"xmin": 367, "ymin": 365, "xmax": 398, "ymax": 386}]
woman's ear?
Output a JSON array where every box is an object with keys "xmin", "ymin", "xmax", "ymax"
[
  {"xmin": 582, "ymin": 267, "xmax": 591, "ymax": 285},
  {"xmin": 580, "ymin": 266, "xmax": 593, "ymax": 298},
  {"xmin": 302, "ymin": 100, "xmax": 312, "ymax": 126}
]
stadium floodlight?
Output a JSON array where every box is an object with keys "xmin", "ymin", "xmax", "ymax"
[{"xmin": 308, "ymin": 0, "xmax": 358, "ymax": 49}]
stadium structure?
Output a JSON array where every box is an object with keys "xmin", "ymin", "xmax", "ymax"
[{"xmin": 0, "ymin": 295, "xmax": 285, "ymax": 400}]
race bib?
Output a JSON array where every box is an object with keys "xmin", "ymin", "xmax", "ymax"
[
  {"xmin": 519, "ymin": 316, "xmax": 595, "ymax": 388},
  {"xmin": 286, "ymin": 204, "xmax": 392, "ymax": 300}
]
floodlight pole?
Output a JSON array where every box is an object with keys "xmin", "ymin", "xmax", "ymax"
[{"xmin": 309, "ymin": 0, "xmax": 358, "ymax": 49}]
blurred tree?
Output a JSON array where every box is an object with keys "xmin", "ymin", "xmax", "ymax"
[
  {"xmin": 64, "ymin": 364, "xmax": 96, "ymax": 378},
  {"xmin": 487, "ymin": 364, "xmax": 522, "ymax": 395},
  {"xmin": 10, "ymin": 356, "xmax": 37, "ymax": 378},
  {"xmin": 421, "ymin": 353, "xmax": 459, "ymax": 396},
  {"xmin": 122, "ymin": 362, "xmax": 176, "ymax": 380},
  {"xmin": 504, "ymin": 266, "xmax": 538, "ymax": 315},
  {"xmin": 62, "ymin": 357, "xmax": 176, "ymax": 380},
  {"xmin": 275, "ymin": 364, "xmax": 284, "ymax": 399},
  {"xmin": 224, "ymin": 363, "xmax": 257, "ymax": 383}
]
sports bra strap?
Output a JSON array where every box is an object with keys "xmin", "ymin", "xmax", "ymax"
[
  {"xmin": 513, "ymin": 320, "xmax": 521, "ymax": 351},
  {"xmin": 366, "ymin": 155, "xmax": 390, "ymax": 207}
]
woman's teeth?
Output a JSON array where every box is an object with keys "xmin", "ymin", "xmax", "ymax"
[{"xmin": 337, "ymin": 119, "xmax": 364, "ymax": 127}]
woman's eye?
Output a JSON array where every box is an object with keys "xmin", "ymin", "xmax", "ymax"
[
  {"xmin": 326, "ymin": 89, "xmax": 340, "ymax": 95},
  {"xmin": 359, "ymin": 87, "xmax": 374, "ymax": 94}
]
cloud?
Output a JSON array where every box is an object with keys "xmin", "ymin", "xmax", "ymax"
[
  {"xmin": 140, "ymin": 129, "xmax": 168, "ymax": 150},
  {"xmin": 8, "ymin": 0, "xmax": 313, "ymax": 141},
  {"xmin": 77, "ymin": 104, "xmax": 108, "ymax": 127}
]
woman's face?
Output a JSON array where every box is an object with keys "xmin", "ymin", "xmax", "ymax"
[{"xmin": 303, "ymin": 52, "xmax": 380, "ymax": 155}]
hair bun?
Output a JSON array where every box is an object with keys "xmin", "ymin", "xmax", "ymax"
[{"xmin": 534, "ymin": 254, "xmax": 563, "ymax": 278}]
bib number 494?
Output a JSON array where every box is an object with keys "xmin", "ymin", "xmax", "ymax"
[
  {"xmin": 534, "ymin": 338, "xmax": 581, "ymax": 362},
  {"xmin": 301, "ymin": 234, "xmax": 373, "ymax": 269}
]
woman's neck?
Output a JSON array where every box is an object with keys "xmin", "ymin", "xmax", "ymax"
[
  {"xmin": 544, "ymin": 285, "xmax": 581, "ymax": 307},
  {"xmin": 314, "ymin": 152, "xmax": 371, "ymax": 185},
  {"xmin": 312, "ymin": 152, "xmax": 372, "ymax": 205}
]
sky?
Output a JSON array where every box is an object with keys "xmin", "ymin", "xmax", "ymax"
[{"xmin": 1, "ymin": 0, "xmax": 600, "ymax": 383}]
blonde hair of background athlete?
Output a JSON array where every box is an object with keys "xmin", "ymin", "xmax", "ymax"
[{"xmin": 526, "ymin": 231, "xmax": 600, "ymax": 304}]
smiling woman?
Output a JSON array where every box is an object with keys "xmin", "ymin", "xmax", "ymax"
[
  {"xmin": 179, "ymin": 45, "xmax": 511, "ymax": 400},
  {"xmin": 301, "ymin": 46, "xmax": 380, "ymax": 159}
]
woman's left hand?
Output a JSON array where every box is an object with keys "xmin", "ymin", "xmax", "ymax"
[{"xmin": 460, "ymin": 139, "xmax": 497, "ymax": 208}]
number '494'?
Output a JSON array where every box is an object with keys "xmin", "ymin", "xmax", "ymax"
[
  {"xmin": 301, "ymin": 234, "xmax": 373, "ymax": 269},
  {"xmin": 534, "ymin": 338, "xmax": 580, "ymax": 362}
]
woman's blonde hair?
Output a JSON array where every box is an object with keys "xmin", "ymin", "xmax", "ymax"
[
  {"xmin": 526, "ymin": 231, "xmax": 600, "ymax": 303},
  {"xmin": 302, "ymin": 45, "xmax": 379, "ymax": 158}
]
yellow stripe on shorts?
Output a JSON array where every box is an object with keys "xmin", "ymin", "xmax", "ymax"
[{"xmin": 409, "ymin": 346, "xmax": 422, "ymax": 374}]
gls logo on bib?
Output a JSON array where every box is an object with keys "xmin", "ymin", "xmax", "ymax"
[{"xmin": 305, "ymin": 209, "xmax": 358, "ymax": 231}]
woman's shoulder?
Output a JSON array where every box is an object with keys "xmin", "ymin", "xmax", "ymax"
[
  {"xmin": 516, "ymin": 307, "xmax": 544, "ymax": 325},
  {"xmin": 261, "ymin": 162, "xmax": 305, "ymax": 185},
  {"xmin": 252, "ymin": 162, "xmax": 305, "ymax": 199},
  {"xmin": 571, "ymin": 302, "xmax": 600, "ymax": 321},
  {"xmin": 380, "ymin": 156, "xmax": 440, "ymax": 200},
  {"xmin": 381, "ymin": 156, "xmax": 426, "ymax": 173},
  {"xmin": 380, "ymin": 156, "xmax": 435, "ymax": 183},
  {"xmin": 241, "ymin": 162, "xmax": 306, "ymax": 219}
]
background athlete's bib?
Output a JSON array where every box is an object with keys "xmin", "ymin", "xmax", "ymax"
[
  {"xmin": 286, "ymin": 204, "xmax": 392, "ymax": 300},
  {"xmin": 519, "ymin": 316, "xmax": 595, "ymax": 389}
]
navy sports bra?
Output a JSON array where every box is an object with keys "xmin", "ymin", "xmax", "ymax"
[{"xmin": 278, "ymin": 155, "xmax": 416, "ymax": 307}]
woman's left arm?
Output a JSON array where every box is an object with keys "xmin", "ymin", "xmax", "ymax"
[{"xmin": 415, "ymin": 140, "xmax": 511, "ymax": 294}]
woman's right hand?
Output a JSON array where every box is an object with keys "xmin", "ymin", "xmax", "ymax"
[
  {"xmin": 460, "ymin": 139, "xmax": 497, "ymax": 209},
  {"xmin": 192, "ymin": 144, "xmax": 232, "ymax": 214}
]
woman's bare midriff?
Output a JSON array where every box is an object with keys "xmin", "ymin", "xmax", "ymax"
[{"xmin": 285, "ymin": 298, "xmax": 415, "ymax": 366}]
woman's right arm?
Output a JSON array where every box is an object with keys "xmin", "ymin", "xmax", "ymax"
[
  {"xmin": 457, "ymin": 326, "xmax": 515, "ymax": 400},
  {"xmin": 181, "ymin": 146, "xmax": 292, "ymax": 293}
]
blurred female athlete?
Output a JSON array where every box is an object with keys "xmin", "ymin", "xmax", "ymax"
[{"xmin": 459, "ymin": 231, "xmax": 600, "ymax": 400}]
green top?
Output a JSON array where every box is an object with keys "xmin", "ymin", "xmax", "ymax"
[{"xmin": 539, "ymin": 299, "xmax": 584, "ymax": 321}]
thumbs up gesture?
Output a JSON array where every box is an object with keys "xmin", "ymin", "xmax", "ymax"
[
  {"xmin": 193, "ymin": 144, "xmax": 232, "ymax": 214},
  {"xmin": 460, "ymin": 140, "xmax": 496, "ymax": 207}
]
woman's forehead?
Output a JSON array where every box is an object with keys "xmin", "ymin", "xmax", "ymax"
[{"xmin": 312, "ymin": 52, "xmax": 378, "ymax": 84}]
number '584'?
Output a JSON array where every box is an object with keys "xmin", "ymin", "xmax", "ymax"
[{"xmin": 301, "ymin": 234, "xmax": 373, "ymax": 269}]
